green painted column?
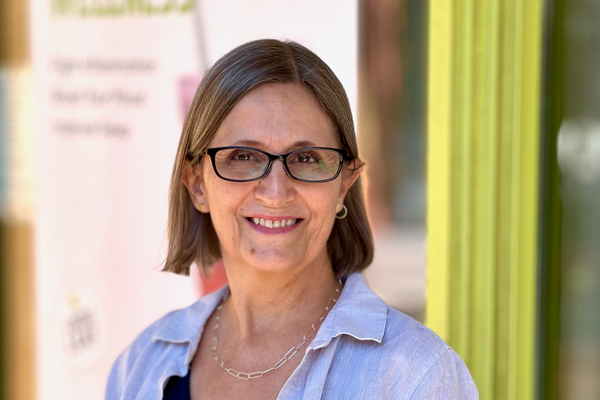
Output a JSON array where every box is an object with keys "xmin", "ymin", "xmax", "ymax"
[{"xmin": 426, "ymin": 1, "xmax": 543, "ymax": 399}]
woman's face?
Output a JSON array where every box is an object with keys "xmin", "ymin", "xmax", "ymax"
[{"xmin": 185, "ymin": 83, "xmax": 359, "ymax": 275}]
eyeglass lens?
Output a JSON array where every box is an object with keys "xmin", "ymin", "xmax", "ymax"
[{"xmin": 213, "ymin": 148, "xmax": 341, "ymax": 181}]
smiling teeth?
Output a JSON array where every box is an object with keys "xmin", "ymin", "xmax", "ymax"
[{"xmin": 253, "ymin": 218, "xmax": 297, "ymax": 228}]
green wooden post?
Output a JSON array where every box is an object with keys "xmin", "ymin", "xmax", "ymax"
[{"xmin": 427, "ymin": 1, "xmax": 543, "ymax": 399}]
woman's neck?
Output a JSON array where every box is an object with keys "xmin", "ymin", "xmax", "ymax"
[{"xmin": 218, "ymin": 250, "xmax": 338, "ymax": 344}]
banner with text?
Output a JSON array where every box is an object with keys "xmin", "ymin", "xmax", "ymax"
[{"xmin": 30, "ymin": 0, "xmax": 356, "ymax": 398}]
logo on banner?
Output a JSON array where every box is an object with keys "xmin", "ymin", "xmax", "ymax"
[{"xmin": 57, "ymin": 286, "xmax": 107, "ymax": 373}]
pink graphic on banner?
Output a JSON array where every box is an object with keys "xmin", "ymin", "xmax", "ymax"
[{"xmin": 179, "ymin": 75, "xmax": 203, "ymax": 120}]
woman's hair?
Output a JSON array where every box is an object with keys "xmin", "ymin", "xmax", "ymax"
[{"xmin": 164, "ymin": 39, "xmax": 374, "ymax": 279}]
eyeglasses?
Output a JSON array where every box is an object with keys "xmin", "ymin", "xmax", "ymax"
[{"xmin": 200, "ymin": 146, "xmax": 350, "ymax": 183}]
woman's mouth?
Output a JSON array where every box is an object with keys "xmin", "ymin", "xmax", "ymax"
[{"xmin": 246, "ymin": 217, "xmax": 301, "ymax": 229}]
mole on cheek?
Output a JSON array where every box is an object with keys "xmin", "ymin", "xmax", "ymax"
[{"xmin": 250, "ymin": 249, "xmax": 256, "ymax": 255}]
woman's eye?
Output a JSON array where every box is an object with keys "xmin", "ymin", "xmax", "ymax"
[
  {"xmin": 230, "ymin": 152, "xmax": 254, "ymax": 161},
  {"xmin": 296, "ymin": 154, "xmax": 316, "ymax": 163}
]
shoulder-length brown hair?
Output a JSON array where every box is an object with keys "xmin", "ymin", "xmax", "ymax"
[{"xmin": 163, "ymin": 39, "xmax": 373, "ymax": 279}]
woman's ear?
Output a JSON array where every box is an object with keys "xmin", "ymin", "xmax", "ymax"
[
  {"xmin": 181, "ymin": 158, "xmax": 210, "ymax": 213},
  {"xmin": 338, "ymin": 157, "xmax": 363, "ymax": 202}
]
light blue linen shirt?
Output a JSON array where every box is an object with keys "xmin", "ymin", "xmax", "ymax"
[{"xmin": 106, "ymin": 273, "xmax": 478, "ymax": 399}]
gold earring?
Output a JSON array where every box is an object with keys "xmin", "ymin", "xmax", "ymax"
[
  {"xmin": 199, "ymin": 204, "xmax": 205, "ymax": 213},
  {"xmin": 335, "ymin": 205, "xmax": 348, "ymax": 220}
]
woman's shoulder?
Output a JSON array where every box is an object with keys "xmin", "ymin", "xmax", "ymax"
[
  {"xmin": 105, "ymin": 304, "xmax": 196, "ymax": 394},
  {"xmin": 114, "ymin": 306, "xmax": 189, "ymax": 366},
  {"xmin": 330, "ymin": 306, "xmax": 478, "ymax": 398},
  {"xmin": 333, "ymin": 304, "xmax": 453, "ymax": 372},
  {"xmin": 112, "ymin": 287, "xmax": 227, "ymax": 365},
  {"xmin": 339, "ymin": 274, "xmax": 450, "ymax": 361},
  {"xmin": 329, "ymin": 273, "xmax": 478, "ymax": 398},
  {"xmin": 382, "ymin": 306, "xmax": 448, "ymax": 356},
  {"xmin": 380, "ymin": 307, "xmax": 478, "ymax": 398},
  {"xmin": 104, "ymin": 307, "xmax": 188, "ymax": 399},
  {"xmin": 105, "ymin": 288, "xmax": 227, "ymax": 400}
]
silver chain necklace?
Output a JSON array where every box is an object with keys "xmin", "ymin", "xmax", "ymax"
[{"xmin": 211, "ymin": 279, "xmax": 343, "ymax": 380}]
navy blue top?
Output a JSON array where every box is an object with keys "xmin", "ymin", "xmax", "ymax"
[{"xmin": 163, "ymin": 369, "xmax": 191, "ymax": 400}]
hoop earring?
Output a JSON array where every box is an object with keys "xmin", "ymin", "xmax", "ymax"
[{"xmin": 335, "ymin": 205, "xmax": 348, "ymax": 220}]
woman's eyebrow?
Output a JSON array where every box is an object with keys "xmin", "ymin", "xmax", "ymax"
[
  {"xmin": 290, "ymin": 140, "xmax": 318, "ymax": 148},
  {"xmin": 232, "ymin": 140, "xmax": 318, "ymax": 149},
  {"xmin": 232, "ymin": 139, "xmax": 264, "ymax": 147}
]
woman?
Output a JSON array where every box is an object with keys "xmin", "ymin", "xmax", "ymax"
[{"xmin": 106, "ymin": 39, "xmax": 478, "ymax": 399}]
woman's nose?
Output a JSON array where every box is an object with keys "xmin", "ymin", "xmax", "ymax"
[{"xmin": 254, "ymin": 160, "xmax": 294, "ymax": 204}]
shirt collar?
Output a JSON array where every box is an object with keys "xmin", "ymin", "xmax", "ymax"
[
  {"xmin": 309, "ymin": 272, "xmax": 387, "ymax": 349},
  {"xmin": 152, "ymin": 285, "xmax": 229, "ymax": 365},
  {"xmin": 152, "ymin": 272, "xmax": 387, "ymax": 364}
]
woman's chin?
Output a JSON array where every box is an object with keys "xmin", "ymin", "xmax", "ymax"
[
  {"xmin": 247, "ymin": 259, "xmax": 298, "ymax": 274},
  {"xmin": 221, "ymin": 243, "xmax": 325, "ymax": 275},
  {"xmin": 242, "ymin": 250, "xmax": 305, "ymax": 274}
]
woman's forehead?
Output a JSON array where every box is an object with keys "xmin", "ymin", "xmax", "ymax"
[{"xmin": 210, "ymin": 83, "xmax": 339, "ymax": 150}]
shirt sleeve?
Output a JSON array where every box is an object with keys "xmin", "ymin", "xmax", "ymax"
[{"xmin": 408, "ymin": 349, "xmax": 479, "ymax": 400}]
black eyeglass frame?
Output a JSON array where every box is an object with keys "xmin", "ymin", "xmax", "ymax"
[{"xmin": 200, "ymin": 146, "xmax": 350, "ymax": 183}]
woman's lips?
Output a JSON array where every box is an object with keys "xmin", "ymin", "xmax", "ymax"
[
  {"xmin": 245, "ymin": 216, "xmax": 302, "ymax": 234},
  {"xmin": 246, "ymin": 217, "xmax": 299, "ymax": 228}
]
